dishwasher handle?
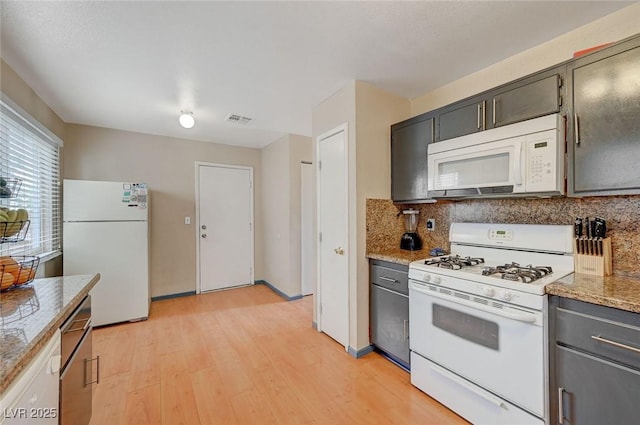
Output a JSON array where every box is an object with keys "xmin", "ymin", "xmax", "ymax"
[{"xmin": 85, "ymin": 355, "xmax": 100, "ymax": 386}]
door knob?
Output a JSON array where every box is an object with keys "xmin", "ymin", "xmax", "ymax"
[
  {"xmin": 334, "ymin": 247, "xmax": 344, "ymax": 255},
  {"xmin": 201, "ymin": 234, "xmax": 207, "ymax": 238}
]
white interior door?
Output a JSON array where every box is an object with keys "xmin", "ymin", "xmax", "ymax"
[
  {"xmin": 197, "ymin": 164, "xmax": 254, "ymax": 292},
  {"xmin": 301, "ymin": 162, "xmax": 314, "ymax": 296},
  {"xmin": 317, "ymin": 125, "xmax": 349, "ymax": 348}
]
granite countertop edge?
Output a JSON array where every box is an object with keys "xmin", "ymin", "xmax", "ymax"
[
  {"xmin": 0, "ymin": 273, "xmax": 100, "ymax": 393},
  {"xmin": 366, "ymin": 248, "xmax": 431, "ymax": 266},
  {"xmin": 545, "ymin": 272, "xmax": 640, "ymax": 314}
]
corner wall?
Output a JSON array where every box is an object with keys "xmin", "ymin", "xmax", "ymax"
[
  {"xmin": 1, "ymin": 59, "xmax": 65, "ymax": 277},
  {"xmin": 354, "ymin": 81, "xmax": 410, "ymax": 350},
  {"xmin": 312, "ymin": 81, "xmax": 410, "ymax": 352},
  {"xmin": 261, "ymin": 134, "xmax": 312, "ymax": 297}
]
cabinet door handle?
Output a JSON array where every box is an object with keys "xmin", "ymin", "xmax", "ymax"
[
  {"xmin": 591, "ymin": 335, "xmax": 640, "ymax": 354},
  {"xmin": 492, "ymin": 98, "xmax": 497, "ymax": 125},
  {"xmin": 482, "ymin": 100, "xmax": 486, "ymax": 130},
  {"xmin": 403, "ymin": 320, "xmax": 409, "ymax": 341},
  {"xmin": 574, "ymin": 113, "xmax": 580, "ymax": 145},
  {"xmin": 477, "ymin": 104, "xmax": 482, "ymax": 130},
  {"xmin": 558, "ymin": 387, "xmax": 565, "ymax": 424},
  {"xmin": 379, "ymin": 276, "xmax": 398, "ymax": 284}
]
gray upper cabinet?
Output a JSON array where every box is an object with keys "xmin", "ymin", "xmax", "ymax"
[
  {"xmin": 391, "ymin": 112, "xmax": 434, "ymax": 202},
  {"xmin": 491, "ymin": 73, "xmax": 562, "ymax": 128},
  {"xmin": 435, "ymin": 67, "xmax": 564, "ymax": 142},
  {"xmin": 437, "ymin": 97, "xmax": 486, "ymax": 141},
  {"xmin": 568, "ymin": 36, "xmax": 640, "ymax": 196}
]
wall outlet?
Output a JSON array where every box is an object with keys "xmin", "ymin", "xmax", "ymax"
[{"xmin": 426, "ymin": 218, "xmax": 435, "ymax": 231}]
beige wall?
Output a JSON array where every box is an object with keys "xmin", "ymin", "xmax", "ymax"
[
  {"xmin": 312, "ymin": 81, "xmax": 410, "ymax": 352},
  {"xmin": 261, "ymin": 134, "xmax": 312, "ymax": 297},
  {"xmin": 261, "ymin": 135, "xmax": 291, "ymax": 294},
  {"xmin": 288, "ymin": 134, "xmax": 313, "ymax": 296},
  {"xmin": 0, "ymin": 59, "xmax": 66, "ymax": 141},
  {"xmin": 63, "ymin": 124, "xmax": 263, "ymax": 298},
  {"xmin": 411, "ymin": 3, "xmax": 640, "ymax": 115},
  {"xmin": 1, "ymin": 59, "xmax": 65, "ymax": 277}
]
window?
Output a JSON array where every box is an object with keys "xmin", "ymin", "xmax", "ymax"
[{"xmin": 0, "ymin": 94, "xmax": 62, "ymax": 258}]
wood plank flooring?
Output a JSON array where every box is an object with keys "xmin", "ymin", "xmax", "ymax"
[{"xmin": 89, "ymin": 284, "xmax": 467, "ymax": 425}]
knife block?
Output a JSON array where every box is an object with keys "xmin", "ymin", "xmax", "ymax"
[{"xmin": 574, "ymin": 237, "xmax": 612, "ymax": 276}]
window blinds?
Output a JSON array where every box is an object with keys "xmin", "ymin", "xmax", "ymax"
[{"xmin": 0, "ymin": 95, "xmax": 62, "ymax": 258}]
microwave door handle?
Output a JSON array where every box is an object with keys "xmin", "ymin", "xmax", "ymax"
[{"xmin": 513, "ymin": 142, "xmax": 523, "ymax": 186}]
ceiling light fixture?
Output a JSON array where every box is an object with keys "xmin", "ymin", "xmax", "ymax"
[{"xmin": 179, "ymin": 111, "xmax": 195, "ymax": 129}]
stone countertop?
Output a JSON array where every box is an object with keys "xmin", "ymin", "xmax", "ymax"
[
  {"xmin": 0, "ymin": 274, "xmax": 100, "ymax": 393},
  {"xmin": 546, "ymin": 273, "xmax": 640, "ymax": 314},
  {"xmin": 367, "ymin": 248, "xmax": 432, "ymax": 266}
]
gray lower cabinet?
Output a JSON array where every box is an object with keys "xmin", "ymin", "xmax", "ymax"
[
  {"xmin": 391, "ymin": 113, "xmax": 434, "ymax": 202},
  {"xmin": 370, "ymin": 260, "xmax": 410, "ymax": 368},
  {"xmin": 568, "ymin": 36, "xmax": 640, "ymax": 196},
  {"xmin": 549, "ymin": 296, "xmax": 640, "ymax": 425}
]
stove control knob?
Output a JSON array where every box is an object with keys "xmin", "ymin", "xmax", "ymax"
[
  {"xmin": 423, "ymin": 273, "xmax": 431, "ymax": 283},
  {"xmin": 433, "ymin": 276, "xmax": 442, "ymax": 284},
  {"xmin": 499, "ymin": 290, "xmax": 513, "ymax": 301},
  {"xmin": 482, "ymin": 286, "xmax": 495, "ymax": 297}
]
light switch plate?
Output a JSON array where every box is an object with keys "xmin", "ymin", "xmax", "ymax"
[{"xmin": 185, "ymin": 217, "xmax": 191, "ymax": 225}]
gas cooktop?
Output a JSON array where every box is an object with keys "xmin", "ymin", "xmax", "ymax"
[{"xmin": 423, "ymin": 255, "xmax": 554, "ymax": 284}]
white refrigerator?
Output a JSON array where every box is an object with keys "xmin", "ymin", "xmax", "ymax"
[{"xmin": 63, "ymin": 179, "xmax": 150, "ymax": 327}]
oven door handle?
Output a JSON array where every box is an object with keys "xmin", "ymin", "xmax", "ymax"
[
  {"xmin": 410, "ymin": 282, "xmax": 537, "ymax": 324},
  {"xmin": 431, "ymin": 362, "xmax": 506, "ymax": 409}
]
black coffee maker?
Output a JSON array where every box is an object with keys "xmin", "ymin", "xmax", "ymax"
[{"xmin": 400, "ymin": 209, "xmax": 422, "ymax": 251}]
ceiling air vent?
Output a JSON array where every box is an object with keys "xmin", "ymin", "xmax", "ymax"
[{"xmin": 224, "ymin": 113, "xmax": 253, "ymax": 126}]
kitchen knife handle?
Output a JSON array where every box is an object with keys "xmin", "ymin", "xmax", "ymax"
[{"xmin": 574, "ymin": 113, "xmax": 580, "ymax": 145}]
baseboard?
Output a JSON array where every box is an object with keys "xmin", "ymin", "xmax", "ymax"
[
  {"xmin": 151, "ymin": 291, "xmax": 196, "ymax": 301},
  {"xmin": 348, "ymin": 345, "xmax": 374, "ymax": 359},
  {"xmin": 255, "ymin": 280, "xmax": 303, "ymax": 301}
]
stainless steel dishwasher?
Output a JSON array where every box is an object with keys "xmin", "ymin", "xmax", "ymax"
[
  {"xmin": 370, "ymin": 259, "xmax": 410, "ymax": 370},
  {"xmin": 59, "ymin": 295, "xmax": 98, "ymax": 425}
]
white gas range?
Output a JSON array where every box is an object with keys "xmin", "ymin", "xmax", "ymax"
[{"xmin": 408, "ymin": 222, "xmax": 574, "ymax": 425}]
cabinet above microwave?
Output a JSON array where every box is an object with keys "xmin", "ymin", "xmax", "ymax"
[{"xmin": 435, "ymin": 67, "xmax": 565, "ymax": 142}]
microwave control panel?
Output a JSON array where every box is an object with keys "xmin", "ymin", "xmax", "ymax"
[{"xmin": 525, "ymin": 130, "xmax": 559, "ymax": 191}]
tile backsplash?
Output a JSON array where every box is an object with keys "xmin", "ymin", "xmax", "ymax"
[{"xmin": 366, "ymin": 196, "xmax": 640, "ymax": 278}]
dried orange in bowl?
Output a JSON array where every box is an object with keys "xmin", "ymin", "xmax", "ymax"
[{"xmin": 1, "ymin": 271, "xmax": 15, "ymax": 290}]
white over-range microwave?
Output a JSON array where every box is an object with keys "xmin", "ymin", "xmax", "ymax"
[{"xmin": 427, "ymin": 114, "xmax": 565, "ymax": 198}]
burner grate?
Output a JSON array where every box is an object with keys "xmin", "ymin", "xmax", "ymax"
[
  {"xmin": 482, "ymin": 263, "xmax": 553, "ymax": 283},
  {"xmin": 424, "ymin": 255, "xmax": 485, "ymax": 270}
]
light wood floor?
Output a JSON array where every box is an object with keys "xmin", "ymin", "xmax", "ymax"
[{"xmin": 89, "ymin": 284, "xmax": 467, "ymax": 425}]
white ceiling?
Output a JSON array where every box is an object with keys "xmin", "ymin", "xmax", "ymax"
[{"xmin": 0, "ymin": 1, "xmax": 633, "ymax": 148}]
